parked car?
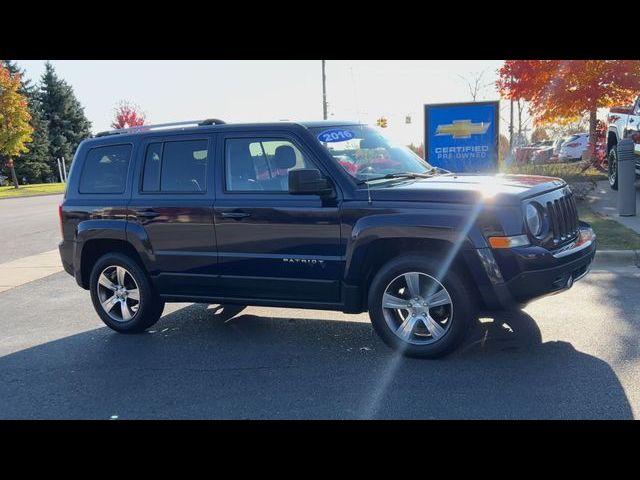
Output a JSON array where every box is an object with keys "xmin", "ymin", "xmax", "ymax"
[
  {"xmin": 552, "ymin": 137, "xmax": 565, "ymax": 156},
  {"xmin": 558, "ymin": 133, "xmax": 590, "ymax": 162},
  {"xmin": 514, "ymin": 145, "xmax": 538, "ymax": 164},
  {"xmin": 58, "ymin": 119, "xmax": 596, "ymax": 358},
  {"xmin": 606, "ymin": 96, "xmax": 640, "ymax": 189},
  {"xmin": 530, "ymin": 140, "xmax": 555, "ymax": 164}
]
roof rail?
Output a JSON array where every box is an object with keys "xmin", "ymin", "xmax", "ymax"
[
  {"xmin": 95, "ymin": 118, "xmax": 227, "ymax": 137},
  {"xmin": 199, "ymin": 118, "xmax": 227, "ymax": 126}
]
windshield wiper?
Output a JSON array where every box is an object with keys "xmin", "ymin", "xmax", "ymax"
[
  {"xmin": 356, "ymin": 172, "xmax": 433, "ymax": 185},
  {"xmin": 429, "ymin": 166, "xmax": 454, "ymax": 176}
]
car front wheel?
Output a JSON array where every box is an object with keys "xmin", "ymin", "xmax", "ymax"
[
  {"xmin": 367, "ymin": 255, "xmax": 475, "ymax": 358},
  {"xmin": 608, "ymin": 146, "xmax": 618, "ymax": 190},
  {"xmin": 90, "ymin": 252, "xmax": 165, "ymax": 333}
]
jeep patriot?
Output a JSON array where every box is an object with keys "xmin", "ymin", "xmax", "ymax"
[{"xmin": 58, "ymin": 119, "xmax": 596, "ymax": 358}]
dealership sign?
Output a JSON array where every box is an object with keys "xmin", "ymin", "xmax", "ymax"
[{"xmin": 424, "ymin": 101, "xmax": 499, "ymax": 173}]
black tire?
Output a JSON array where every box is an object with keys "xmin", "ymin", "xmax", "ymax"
[
  {"xmin": 608, "ymin": 146, "xmax": 618, "ymax": 190},
  {"xmin": 208, "ymin": 304, "xmax": 246, "ymax": 322},
  {"xmin": 89, "ymin": 252, "xmax": 164, "ymax": 333},
  {"xmin": 367, "ymin": 255, "xmax": 475, "ymax": 358}
]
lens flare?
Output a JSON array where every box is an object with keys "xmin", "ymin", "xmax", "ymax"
[{"xmin": 360, "ymin": 200, "xmax": 485, "ymax": 418}]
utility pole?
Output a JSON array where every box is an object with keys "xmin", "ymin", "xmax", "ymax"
[{"xmin": 322, "ymin": 60, "xmax": 328, "ymax": 120}]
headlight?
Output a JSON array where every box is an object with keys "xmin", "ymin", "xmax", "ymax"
[{"xmin": 525, "ymin": 203, "xmax": 543, "ymax": 237}]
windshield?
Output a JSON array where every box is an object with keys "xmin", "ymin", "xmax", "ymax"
[{"xmin": 310, "ymin": 125, "xmax": 435, "ymax": 182}]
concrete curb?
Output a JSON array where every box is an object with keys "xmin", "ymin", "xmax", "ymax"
[{"xmin": 593, "ymin": 250, "xmax": 640, "ymax": 267}]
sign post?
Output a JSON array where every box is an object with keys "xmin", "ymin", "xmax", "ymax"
[{"xmin": 424, "ymin": 101, "xmax": 499, "ymax": 173}]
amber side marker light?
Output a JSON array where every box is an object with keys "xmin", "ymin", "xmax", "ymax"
[{"xmin": 488, "ymin": 235, "xmax": 530, "ymax": 249}]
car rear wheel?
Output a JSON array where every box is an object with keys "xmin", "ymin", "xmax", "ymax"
[
  {"xmin": 367, "ymin": 255, "xmax": 475, "ymax": 358},
  {"xmin": 608, "ymin": 146, "xmax": 618, "ymax": 190},
  {"xmin": 90, "ymin": 252, "xmax": 165, "ymax": 333}
]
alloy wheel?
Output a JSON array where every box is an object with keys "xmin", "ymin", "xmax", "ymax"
[
  {"xmin": 609, "ymin": 149, "xmax": 617, "ymax": 187},
  {"xmin": 381, "ymin": 272, "xmax": 453, "ymax": 345},
  {"xmin": 97, "ymin": 265, "xmax": 140, "ymax": 322}
]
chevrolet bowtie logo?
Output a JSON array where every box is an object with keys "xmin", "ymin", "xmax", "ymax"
[{"xmin": 435, "ymin": 120, "xmax": 490, "ymax": 139}]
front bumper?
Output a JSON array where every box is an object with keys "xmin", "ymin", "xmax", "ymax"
[{"xmin": 477, "ymin": 224, "xmax": 596, "ymax": 309}]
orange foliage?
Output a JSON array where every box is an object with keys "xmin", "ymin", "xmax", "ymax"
[
  {"xmin": 496, "ymin": 60, "xmax": 640, "ymax": 125},
  {"xmin": 0, "ymin": 62, "xmax": 33, "ymax": 157}
]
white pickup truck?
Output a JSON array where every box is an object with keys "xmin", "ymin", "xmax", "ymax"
[{"xmin": 607, "ymin": 96, "xmax": 640, "ymax": 189}]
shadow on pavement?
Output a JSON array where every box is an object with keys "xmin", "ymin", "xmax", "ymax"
[{"xmin": 0, "ymin": 304, "xmax": 632, "ymax": 419}]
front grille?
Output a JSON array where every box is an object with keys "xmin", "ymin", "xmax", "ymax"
[
  {"xmin": 546, "ymin": 193, "xmax": 579, "ymax": 243},
  {"xmin": 527, "ymin": 187, "xmax": 580, "ymax": 249}
]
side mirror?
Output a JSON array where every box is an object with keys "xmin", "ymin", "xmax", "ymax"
[{"xmin": 289, "ymin": 168, "xmax": 333, "ymax": 196}]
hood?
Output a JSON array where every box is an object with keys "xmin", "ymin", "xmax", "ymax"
[{"xmin": 364, "ymin": 174, "xmax": 566, "ymax": 206}]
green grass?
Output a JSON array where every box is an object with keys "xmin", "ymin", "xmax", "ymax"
[
  {"xmin": 503, "ymin": 162, "xmax": 607, "ymax": 183},
  {"xmin": 577, "ymin": 203, "xmax": 640, "ymax": 250},
  {"xmin": 0, "ymin": 183, "xmax": 65, "ymax": 198}
]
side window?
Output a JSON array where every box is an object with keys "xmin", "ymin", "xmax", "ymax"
[
  {"xmin": 225, "ymin": 138, "xmax": 312, "ymax": 192},
  {"xmin": 142, "ymin": 143, "xmax": 162, "ymax": 192},
  {"xmin": 79, "ymin": 144, "xmax": 132, "ymax": 194},
  {"xmin": 141, "ymin": 139, "xmax": 208, "ymax": 193}
]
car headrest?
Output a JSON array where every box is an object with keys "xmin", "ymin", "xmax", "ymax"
[
  {"xmin": 227, "ymin": 141, "xmax": 255, "ymax": 178},
  {"xmin": 274, "ymin": 145, "xmax": 297, "ymax": 169}
]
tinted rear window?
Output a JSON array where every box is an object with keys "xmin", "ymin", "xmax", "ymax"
[
  {"xmin": 79, "ymin": 144, "xmax": 132, "ymax": 194},
  {"xmin": 141, "ymin": 140, "xmax": 208, "ymax": 193},
  {"xmin": 161, "ymin": 140, "xmax": 208, "ymax": 192}
]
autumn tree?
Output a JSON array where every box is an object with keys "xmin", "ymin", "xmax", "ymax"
[
  {"xmin": 531, "ymin": 127, "xmax": 549, "ymax": 143},
  {"xmin": 0, "ymin": 62, "xmax": 33, "ymax": 188},
  {"xmin": 497, "ymin": 60, "xmax": 640, "ymax": 162},
  {"xmin": 111, "ymin": 100, "xmax": 145, "ymax": 129},
  {"xmin": 2, "ymin": 60, "xmax": 33, "ymax": 96},
  {"xmin": 1, "ymin": 60, "xmax": 52, "ymax": 183}
]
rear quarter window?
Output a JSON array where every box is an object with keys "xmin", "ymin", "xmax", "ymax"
[{"xmin": 78, "ymin": 144, "xmax": 132, "ymax": 194}]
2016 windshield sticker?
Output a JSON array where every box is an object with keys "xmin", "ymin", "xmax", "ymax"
[{"xmin": 317, "ymin": 129, "xmax": 355, "ymax": 143}]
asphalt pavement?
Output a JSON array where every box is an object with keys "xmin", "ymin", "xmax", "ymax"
[
  {"xmin": 1, "ymin": 264, "xmax": 638, "ymax": 419},
  {"xmin": 0, "ymin": 194, "xmax": 63, "ymax": 264},
  {"xmin": 0, "ymin": 193, "xmax": 639, "ymax": 419}
]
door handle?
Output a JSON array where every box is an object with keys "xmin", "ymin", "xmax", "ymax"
[
  {"xmin": 135, "ymin": 209, "xmax": 160, "ymax": 219},
  {"xmin": 221, "ymin": 211, "xmax": 251, "ymax": 219}
]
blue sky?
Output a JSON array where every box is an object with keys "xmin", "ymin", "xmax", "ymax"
[{"xmin": 15, "ymin": 60, "xmax": 508, "ymax": 145}]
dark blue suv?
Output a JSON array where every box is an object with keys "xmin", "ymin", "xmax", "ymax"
[{"xmin": 58, "ymin": 119, "xmax": 596, "ymax": 358}]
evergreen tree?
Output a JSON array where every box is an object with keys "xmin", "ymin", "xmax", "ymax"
[
  {"xmin": 39, "ymin": 62, "xmax": 91, "ymax": 175},
  {"xmin": 0, "ymin": 60, "xmax": 52, "ymax": 183},
  {"xmin": 16, "ymin": 99, "xmax": 52, "ymax": 182}
]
